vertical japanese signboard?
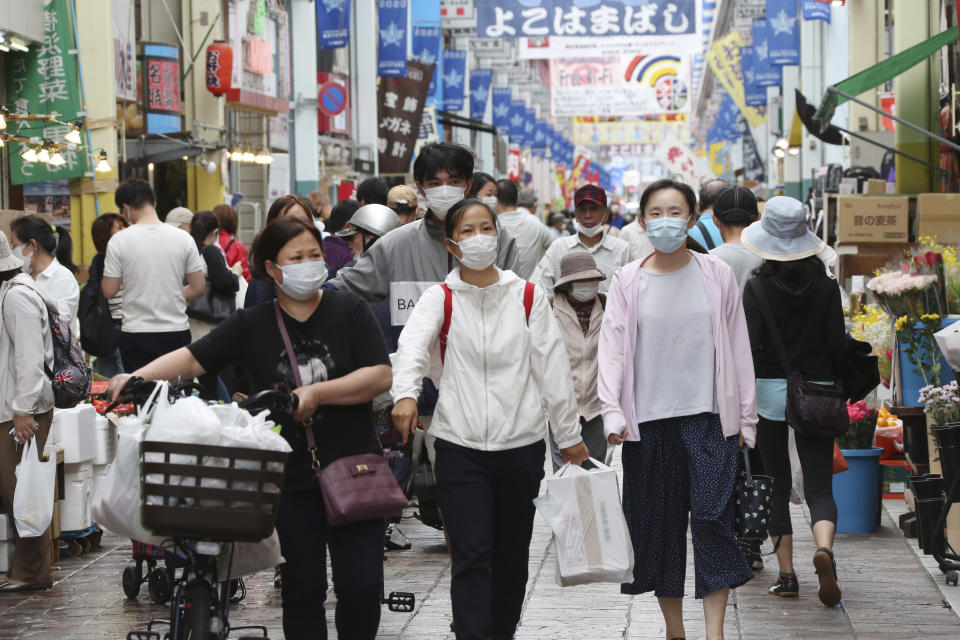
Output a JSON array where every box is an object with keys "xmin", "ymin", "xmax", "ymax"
[
  {"xmin": 141, "ymin": 43, "xmax": 182, "ymax": 134},
  {"xmin": 378, "ymin": 61, "xmax": 434, "ymax": 173},
  {"xmin": 317, "ymin": 0, "xmax": 351, "ymax": 49},
  {"xmin": 378, "ymin": 0, "xmax": 409, "ymax": 77},
  {"xmin": 705, "ymin": 31, "xmax": 765, "ymax": 127},
  {"xmin": 5, "ymin": 0, "xmax": 87, "ymax": 184}
]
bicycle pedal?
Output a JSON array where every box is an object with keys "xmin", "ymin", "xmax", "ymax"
[
  {"xmin": 386, "ymin": 591, "xmax": 415, "ymax": 612},
  {"xmin": 126, "ymin": 632, "xmax": 161, "ymax": 640}
]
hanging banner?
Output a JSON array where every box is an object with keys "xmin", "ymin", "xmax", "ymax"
[
  {"xmin": 764, "ymin": 0, "xmax": 800, "ymax": 66},
  {"xmin": 572, "ymin": 119, "xmax": 690, "ymax": 146},
  {"xmin": 6, "ymin": 0, "xmax": 87, "ymax": 184},
  {"xmin": 750, "ymin": 19, "xmax": 782, "ymax": 87},
  {"xmin": 508, "ymin": 100, "xmax": 527, "ymax": 144},
  {"xmin": 739, "ymin": 116, "xmax": 766, "ymax": 183},
  {"xmin": 317, "ymin": 0, "xmax": 351, "ymax": 49},
  {"xmin": 549, "ymin": 54, "xmax": 692, "ymax": 117},
  {"xmin": 378, "ymin": 0, "xmax": 408, "ymax": 77},
  {"xmin": 705, "ymin": 31, "xmax": 766, "ymax": 127},
  {"xmin": 469, "ymin": 69, "xmax": 492, "ymax": 121},
  {"xmin": 707, "ymin": 94, "xmax": 742, "ymax": 145},
  {"xmin": 533, "ymin": 122, "xmax": 548, "ymax": 157},
  {"xmin": 113, "ymin": 0, "xmax": 137, "ymax": 101},
  {"xmin": 801, "ymin": 0, "xmax": 830, "ymax": 23},
  {"xmin": 523, "ymin": 108, "xmax": 537, "ymax": 147},
  {"xmin": 518, "ymin": 34, "xmax": 699, "ymax": 59},
  {"xmin": 741, "ymin": 47, "xmax": 769, "ymax": 107},
  {"xmin": 412, "ymin": 25, "xmax": 441, "ymax": 98},
  {"xmin": 655, "ymin": 131, "xmax": 717, "ymax": 186},
  {"xmin": 378, "ymin": 60, "xmax": 434, "ymax": 173},
  {"xmin": 441, "ymin": 49, "xmax": 467, "ymax": 111},
  {"xmin": 478, "ymin": 0, "xmax": 697, "ymax": 40},
  {"xmin": 492, "ymin": 87, "xmax": 512, "ymax": 130}
]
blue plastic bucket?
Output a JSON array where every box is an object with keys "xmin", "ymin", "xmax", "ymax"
[
  {"xmin": 898, "ymin": 317, "xmax": 957, "ymax": 407},
  {"xmin": 832, "ymin": 447, "xmax": 884, "ymax": 533}
]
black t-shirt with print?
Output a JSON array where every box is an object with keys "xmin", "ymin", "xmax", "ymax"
[{"xmin": 189, "ymin": 290, "xmax": 389, "ymax": 492}]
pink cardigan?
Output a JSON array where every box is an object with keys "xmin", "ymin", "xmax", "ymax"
[{"xmin": 597, "ymin": 252, "xmax": 758, "ymax": 448}]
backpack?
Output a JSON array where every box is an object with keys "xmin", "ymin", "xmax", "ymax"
[
  {"xmin": 8, "ymin": 282, "xmax": 92, "ymax": 408},
  {"xmin": 438, "ymin": 281, "xmax": 536, "ymax": 365},
  {"xmin": 77, "ymin": 260, "xmax": 119, "ymax": 357}
]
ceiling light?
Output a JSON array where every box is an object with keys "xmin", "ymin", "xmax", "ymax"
[
  {"xmin": 8, "ymin": 39, "xmax": 28, "ymax": 52},
  {"xmin": 230, "ymin": 147, "xmax": 243, "ymax": 162},
  {"xmin": 241, "ymin": 148, "xmax": 255, "ymax": 163},
  {"xmin": 0, "ymin": 138, "xmax": 4, "ymax": 148},
  {"xmin": 0, "ymin": 44, "xmax": 9, "ymax": 53},
  {"xmin": 773, "ymin": 147, "xmax": 786, "ymax": 159},
  {"xmin": 21, "ymin": 145, "xmax": 38, "ymax": 162},
  {"xmin": 788, "ymin": 146, "xmax": 800, "ymax": 156},
  {"xmin": 48, "ymin": 151, "xmax": 66, "ymax": 166},
  {"xmin": 0, "ymin": 107, "xmax": 7, "ymax": 130},
  {"xmin": 36, "ymin": 146, "xmax": 50, "ymax": 163},
  {"xmin": 65, "ymin": 128, "xmax": 81, "ymax": 145},
  {"xmin": 95, "ymin": 149, "xmax": 111, "ymax": 173},
  {"xmin": 148, "ymin": 162, "xmax": 155, "ymax": 171},
  {"xmin": 775, "ymin": 137, "xmax": 789, "ymax": 150}
]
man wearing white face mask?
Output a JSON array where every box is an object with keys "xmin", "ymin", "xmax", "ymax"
[{"xmin": 532, "ymin": 184, "xmax": 630, "ymax": 294}]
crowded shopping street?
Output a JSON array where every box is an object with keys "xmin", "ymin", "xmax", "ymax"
[{"xmin": 5, "ymin": 1, "xmax": 960, "ymax": 639}]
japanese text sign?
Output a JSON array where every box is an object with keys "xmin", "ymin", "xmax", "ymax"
[
  {"xmin": 378, "ymin": 0, "xmax": 408, "ymax": 77},
  {"xmin": 764, "ymin": 0, "xmax": 800, "ymax": 66},
  {"xmin": 378, "ymin": 60, "xmax": 434, "ymax": 173},
  {"xmin": 705, "ymin": 32, "xmax": 766, "ymax": 127},
  {"xmin": 141, "ymin": 43, "xmax": 182, "ymax": 134},
  {"xmin": 801, "ymin": 0, "xmax": 830, "ymax": 23},
  {"xmin": 654, "ymin": 130, "xmax": 717, "ymax": 187}
]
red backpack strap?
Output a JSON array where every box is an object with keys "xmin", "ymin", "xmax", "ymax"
[
  {"xmin": 439, "ymin": 284, "xmax": 453, "ymax": 365},
  {"xmin": 523, "ymin": 281, "xmax": 535, "ymax": 325}
]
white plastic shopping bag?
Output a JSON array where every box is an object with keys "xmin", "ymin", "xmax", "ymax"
[
  {"xmin": 13, "ymin": 438, "xmax": 57, "ymax": 537},
  {"xmin": 91, "ymin": 381, "xmax": 168, "ymax": 544},
  {"xmin": 218, "ymin": 529, "xmax": 284, "ymax": 580},
  {"xmin": 533, "ymin": 459, "xmax": 634, "ymax": 586},
  {"xmin": 148, "ymin": 395, "xmax": 221, "ymax": 446},
  {"xmin": 935, "ymin": 321, "xmax": 960, "ymax": 371}
]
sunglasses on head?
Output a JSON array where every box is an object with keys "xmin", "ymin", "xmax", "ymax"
[{"xmin": 391, "ymin": 201, "xmax": 417, "ymax": 213}]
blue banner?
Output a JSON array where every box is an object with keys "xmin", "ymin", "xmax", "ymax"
[
  {"xmin": 317, "ymin": 0, "xmax": 351, "ymax": 49},
  {"xmin": 532, "ymin": 122, "xmax": 549, "ymax": 157},
  {"xmin": 477, "ymin": 0, "xmax": 697, "ymax": 39},
  {"xmin": 739, "ymin": 116, "xmax": 766, "ymax": 183},
  {"xmin": 741, "ymin": 47, "xmax": 769, "ymax": 107},
  {"xmin": 764, "ymin": 0, "xmax": 800, "ymax": 66},
  {"xmin": 523, "ymin": 108, "xmax": 537, "ymax": 147},
  {"xmin": 441, "ymin": 50, "xmax": 467, "ymax": 111},
  {"xmin": 802, "ymin": 0, "xmax": 831, "ymax": 23},
  {"xmin": 378, "ymin": 0, "xmax": 408, "ymax": 77},
  {"xmin": 708, "ymin": 94, "xmax": 742, "ymax": 146},
  {"xmin": 509, "ymin": 101, "xmax": 526, "ymax": 145},
  {"xmin": 412, "ymin": 26, "xmax": 441, "ymax": 96},
  {"xmin": 751, "ymin": 19, "xmax": 783, "ymax": 86},
  {"xmin": 469, "ymin": 69, "xmax": 492, "ymax": 122},
  {"xmin": 492, "ymin": 88, "xmax": 512, "ymax": 131}
]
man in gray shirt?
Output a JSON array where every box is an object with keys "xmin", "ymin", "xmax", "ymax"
[{"xmin": 708, "ymin": 185, "xmax": 763, "ymax": 293}]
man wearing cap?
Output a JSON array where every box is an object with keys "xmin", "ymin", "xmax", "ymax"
[
  {"xmin": 387, "ymin": 184, "xmax": 421, "ymax": 225},
  {"xmin": 709, "ymin": 186, "xmax": 763, "ymax": 292},
  {"xmin": 164, "ymin": 206, "xmax": 194, "ymax": 232},
  {"xmin": 688, "ymin": 178, "xmax": 728, "ymax": 250},
  {"xmin": 533, "ymin": 184, "xmax": 631, "ymax": 293},
  {"xmin": 496, "ymin": 180, "xmax": 554, "ymax": 280}
]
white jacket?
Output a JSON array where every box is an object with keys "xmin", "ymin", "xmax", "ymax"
[{"xmin": 392, "ymin": 267, "xmax": 582, "ymax": 451}]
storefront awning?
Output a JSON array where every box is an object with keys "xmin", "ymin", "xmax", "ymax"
[
  {"xmin": 814, "ymin": 25, "xmax": 958, "ymax": 131},
  {"xmin": 123, "ymin": 133, "xmax": 216, "ymax": 165}
]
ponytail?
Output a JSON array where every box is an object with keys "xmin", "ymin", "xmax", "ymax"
[
  {"xmin": 54, "ymin": 226, "xmax": 78, "ymax": 273},
  {"xmin": 10, "ymin": 215, "xmax": 78, "ymax": 273}
]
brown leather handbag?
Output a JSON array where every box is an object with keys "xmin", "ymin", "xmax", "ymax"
[{"xmin": 274, "ymin": 301, "xmax": 408, "ymax": 526}]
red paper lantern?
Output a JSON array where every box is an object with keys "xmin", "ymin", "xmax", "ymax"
[{"xmin": 205, "ymin": 41, "xmax": 232, "ymax": 96}]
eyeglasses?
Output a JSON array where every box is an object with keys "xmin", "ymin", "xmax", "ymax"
[{"xmin": 391, "ymin": 203, "xmax": 417, "ymax": 214}]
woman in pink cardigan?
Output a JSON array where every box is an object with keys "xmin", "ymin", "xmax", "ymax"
[{"xmin": 598, "ymin": 179, "xmax": 758, "ymax": 640}]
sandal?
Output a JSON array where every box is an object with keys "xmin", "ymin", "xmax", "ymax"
[{"xmin": 813, "ymin": 547, "xmax": 841, "ymax": 607}]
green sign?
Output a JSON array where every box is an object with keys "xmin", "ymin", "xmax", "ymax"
[{"xmin": 5, "ymin": 0, "xmax": 87, "ymax": 185}]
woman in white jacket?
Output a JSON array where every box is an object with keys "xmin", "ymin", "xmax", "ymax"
[{"xmin": 392, "ymin": 199, "xmax": 588, "ymax": 640}]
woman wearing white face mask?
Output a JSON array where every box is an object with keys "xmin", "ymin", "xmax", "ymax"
[
  {"xmin": 108, "ymin": 217, "xmax": 393, "ymax": 640},
  {"xmin": 598, "ymin": 179, "xmax": 758, "ymax": 640},
  {"xmin": 546, "ymin": 250, "xmax": 608, "ymax": 472},
  {"xmin": 9, "ymin": 215, "xmax": 80, "ymax": 327},
  {"xmin": 391, "ymin": 199, "xmax": 589, "ymax": 639}
]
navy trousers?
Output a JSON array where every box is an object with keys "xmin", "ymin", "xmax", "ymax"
[{"xmin": 621, "ymin": 413, "xmax": 753, "ymax": 599}]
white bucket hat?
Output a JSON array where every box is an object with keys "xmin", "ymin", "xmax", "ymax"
[
  {"xmin": 742, "ymin": 196, "xmax": 825, "ymax": 261},
  {"xmin": 0, "ymin": 231, "xmax": 23, "ymax": 272}
]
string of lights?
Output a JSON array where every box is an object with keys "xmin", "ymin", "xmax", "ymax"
[{"xmin": 0, "ymin": 106, "xmax": 112, "ymax": 173}]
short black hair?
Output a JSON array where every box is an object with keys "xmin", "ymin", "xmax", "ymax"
[
  {"xmin": 115, "ymin": 178, "xmax": 156, "ymax": 210},
  {"xmin": 357, "ymin": 178, "xmax": 389, "ymax": 206},
  {"xmin": 467, "ymin": 172, "xmax": 495, "ymax": 198},
  {"xmin": 640, "ymin": 179, "xmax": 697, "ymax": 219},
  {"xmin": 327, "ymin": 199, "xmax": 360, "ymax": 234},
  {"xmin": 495, "ymin": 179, "xmax": 519, "ymax": 207},
  {"xmin": 251, "ymin": 217, "xmax": 324, "ymax": 280},
  {"xmin": 189, "ymin": 210, "xmax": 219, "ymax": 248},
  {"xmin": 444, "ymin": 199, "xmax": 496, "ymax": 240},
  {"xmin": 91, "ymin": 213, "xmax": 128, "ymax": 254},
  {"xmin": 413, "ymin": 142, "xmax": 474, "ymax": 184},
  {"xmin": 698, "ymin": 179, "xmax": 728, "ymax": 212}
]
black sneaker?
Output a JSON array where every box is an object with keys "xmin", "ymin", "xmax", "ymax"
[
  {"xmin": 813, "ymin": 547, "xmax": 841, "ymax": 607},
  {"xmin": 768, "ymin": 573, "xmax": 799, "ymax": 597}
]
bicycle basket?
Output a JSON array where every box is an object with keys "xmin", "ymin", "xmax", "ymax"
[{"xmin": 140, "ymin": 441, "xmax": 288, "ymax": 542}]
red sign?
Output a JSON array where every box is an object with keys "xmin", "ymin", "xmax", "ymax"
[
  {"xmin": 243, "ymin": 36, "xmax": 273, "ymax": 75},
  {"xmin": 337, "ymin": 181, "xmax": 357, "ymax": 202},
  {"xmin": 205, "ymin": 41, "xmax": 232, "ymax": 96},
  {"xmin": 146, "ymin": 59, "xmax": 180, "ymax": 113},
  {"xmin": 317, "ymin": 72, "xmax": 351, "ymax": 136},
  {"xmin": 507, "ymin": 148, "xmax": 522, "ymax": 181},
  {"xmin": 319, "ymin": 81, "xmax": 347, "ymax": 117}
]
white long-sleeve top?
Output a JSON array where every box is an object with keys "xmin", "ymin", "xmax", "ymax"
[
  {"xmin": 0, "ymin": 275, "xmax": 54, "ymax": 421},
  {"xmin": 35, "ymin": 257, "xmax": 80, "ymax": 328},
  {"xmin": 391, "ymin": 266, "xmax": 582, "ymax": 451}
]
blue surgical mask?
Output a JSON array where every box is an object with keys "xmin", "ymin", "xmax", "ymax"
[{"xmin": 645, "ymin": 218, "xmax": 689, "ymax": 254}]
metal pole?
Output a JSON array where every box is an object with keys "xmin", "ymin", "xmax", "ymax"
[
  {"xmin": 829, "ymin": 86, "xmax": 960, "ymax": 153},
  {"xmin": 833, "ymin": 122, "xmax": 955, "ymax": 178}
]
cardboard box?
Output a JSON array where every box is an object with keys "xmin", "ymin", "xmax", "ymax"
[
  {"xmin": 865, "ymin": 178, "xmax": 888, "ymax": 195},
  {"xmin": 916, "ymin": 193, "xmax": 960, "ymax": 244},
  {"xmin": 836, "ymin": 196, "xmax": 909, "ymax": 243}
]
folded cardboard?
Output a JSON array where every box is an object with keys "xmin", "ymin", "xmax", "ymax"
[
  {"xmin": 916, "ymin": 193, "xmax": 960, "ymax": 244},
  {"xmin": 864, "ymin": 178, "xmax": 888, "ymax": 195},
  {"xmin": 836, "ymin": 196, "xmax": 909, "ymax": 243}
]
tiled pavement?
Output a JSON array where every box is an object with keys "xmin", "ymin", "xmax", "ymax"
[{"xmin": 3, "ymin": 448, "xmax": 959, "ymax": 639}]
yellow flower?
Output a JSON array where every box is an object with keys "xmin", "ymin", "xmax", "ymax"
[
  {"xmin": 921, "ymin": 313, "xmax": 941, "ymax": 323},
  {"xmin": 895, "ymin": 316, "xmax": 909, "ymax": 332}
]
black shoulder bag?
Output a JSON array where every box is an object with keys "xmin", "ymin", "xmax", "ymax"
[{"xmin": 753, "ymin": 282, "xmax": 850, "ymax": 439}]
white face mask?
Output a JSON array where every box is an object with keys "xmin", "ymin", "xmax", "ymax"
[
  {"xmin": 646, "ymin": 217, "xmax": 690, "ymax": 254},
  {"xmin": 481, "ymin": 196, "xmax": 499, "ymax": 211},
  {"xmin": 570, "ymin": 281, "xmax": 599, "ymax": 302},
  {"xmin": 275, "ymin": 260, "xmax": 328, "ymax": 300},
  {"xmin": 12, "ymin": 245, "xmax": 33, "ymax": 275},
  {"xmin": 576, "ymin": 220, "xmax": 604, "ymax": 238},
  {"xmin": 452, "ymin": 234, "xmax": 498, "ymax": 271},
  {"xmin": 423, "ymin": 185, "xmax": 465, "ymax": 220}
]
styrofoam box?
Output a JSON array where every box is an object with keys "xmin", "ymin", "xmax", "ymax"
[
  {"xmin": 62, "ymin": 462, "xmax": 93, "ymax": 532},
  {"xmin": 52, "ymin": 404, "xmax": 97, "ymax": 464},
  {"xmin": 93, "ymin": 414, "xmax": 117, "ymax": 465},
  {"xmin": 92, "ymin": 463, "xmax": 111, "ymax": 500},
  {"xmin": 0, "ymin": 513, "xmax": 11, "ymax": 540},
  {"xmin": 0, "ymin": 540, "xmax": 12, "ymax": 573}
]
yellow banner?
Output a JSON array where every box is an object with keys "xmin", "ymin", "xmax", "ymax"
[
  {"xmin": 706, "ymin": 32, "xmax": 765, "ymax": 128},
  {"xmin": 709, "ymin": 142, "xmax": 727, "ymax": 176},
  {"xmin": 572, "ymin": 119, "xmax": 691, "ymax": 146}
]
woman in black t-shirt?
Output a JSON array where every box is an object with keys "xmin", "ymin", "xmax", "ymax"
[{"xmin": 108, "ymin": 217, "xmax": 392, "ymax": 640}]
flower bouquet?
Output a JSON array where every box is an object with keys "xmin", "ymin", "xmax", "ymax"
[
  {"xmin": 851, "ymin": 304, "xmax": 893, "ymax": 388},
  {"xmin": 867, "ymin": 270, "xmax": 939, "ymax": 321},
  {"xmin": 918, "ymin": 381, "xmax": 960, "ymax": 426},
  {"xmin": 836, "ymin": 401, "xmax": 878, "ymax": 450}
]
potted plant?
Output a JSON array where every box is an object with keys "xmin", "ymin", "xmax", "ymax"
[
  {"xmin": 920, "ymin": 382, "xmax": 960, "ymax": 491},
  {"xmin": 832, "ymin": 402, "xmax": 884, "ymax": 533}
]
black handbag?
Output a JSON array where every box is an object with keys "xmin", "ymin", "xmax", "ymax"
[
  {"xmin": 187, "ymin": 279, "xmax": 236, "ymax": 324},
  {"xmin": 836, "ymin": 334, "xmax": 881, "ymax": 403},
  {"xmin": 754, "ymin": 282, "xmax": 850, "ymax": 439},
  {"xmin": 734, "ymin": 449, "xmax": 774, "ymax": 541}
]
